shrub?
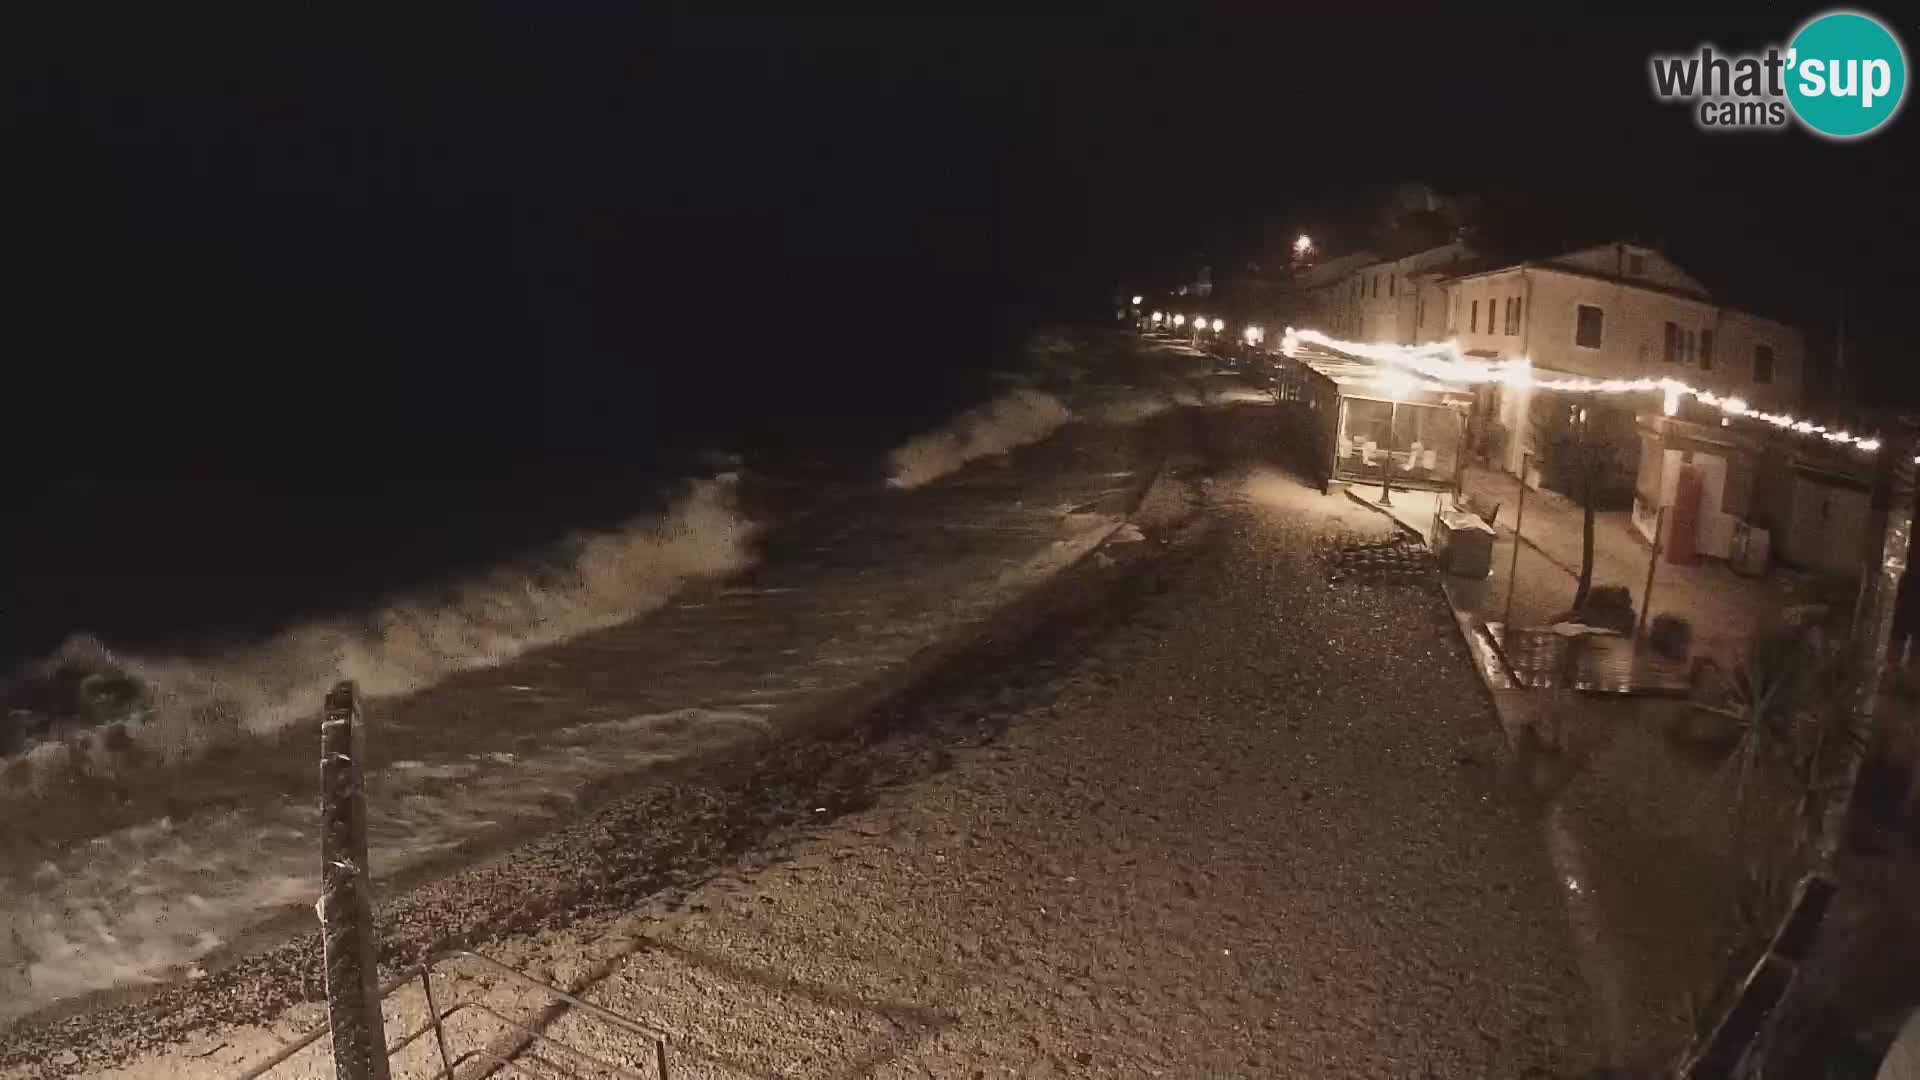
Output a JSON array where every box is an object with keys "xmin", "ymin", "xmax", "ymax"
[
  {"xmin": 1589, "ymin": 585, "xmax": 1633, "ymax": 613},
  {"xmin": 1650, "ymin": 613, "xmax": 1694, "ymax": 658}
]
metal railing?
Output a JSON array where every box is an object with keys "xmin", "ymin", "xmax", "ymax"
[{"xmin": 234, "ymin": 948, "xmax": 671, "ymax": 1080}]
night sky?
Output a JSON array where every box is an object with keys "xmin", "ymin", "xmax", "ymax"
[{"xmin": 3, "ymin": 6, "xmax": 1917, "ymax": 656}]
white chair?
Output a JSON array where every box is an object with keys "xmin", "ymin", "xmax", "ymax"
[
  {"xmin": 1421, "ymin": 448, "xmax": 1438, "ymax": 472},
  {"xmin": 1401, "ymin": 441, "xmax": 1423, "ymax": 472},
  {"xmin": 1361, "ymin": 440, "xmax": 1378, "ymax": 465}
]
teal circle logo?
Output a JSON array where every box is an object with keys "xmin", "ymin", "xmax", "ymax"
[{"xmin": 1786, "ymin": 11, "xmax": 1907, "ymax": 138}]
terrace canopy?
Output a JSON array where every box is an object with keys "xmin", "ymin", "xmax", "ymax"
[{"xmin": 1275, "ymin": 341, "xmax": 1475, "ymax": 493}]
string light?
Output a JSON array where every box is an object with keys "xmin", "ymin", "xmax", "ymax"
[
  {"xmin": 1278, "ymin": 326, "xmax": 1897, "ymax": 460},
  {"xmin": 1144, "ymin": 315, "xmax": 1911, "ymax": 464}
]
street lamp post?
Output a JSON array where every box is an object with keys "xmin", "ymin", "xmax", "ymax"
[
  {"xmin": 1502, "ymin": 452, "xmax": 1532, "ymax": 632},
  {"xmin": 1635, "ymin": 506, "xmax": 1667, "ymax": 637},
  {"xmin": 1379, "ymin": 399, "xmax": 1399, "ymax": 506}
]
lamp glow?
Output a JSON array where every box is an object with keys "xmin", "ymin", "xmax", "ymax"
[
  {"xmin": 1294, "ymin": 234, "xmax": 1313, "ymax": 255},
  {"xmin": 1131, "ymin": 295, "xmax": 1143, "ymax": 305},
  {"xmin": 1211, "ymin": 318, "xmax": 1225, "ymax": 332},
  {"xmin": 1376, "ymin": 369, "xmax": 1418, "ymax": 400},
  {"xmin": 1173, "ymin": 314, "xmax": 1186, "ymax": 327}
]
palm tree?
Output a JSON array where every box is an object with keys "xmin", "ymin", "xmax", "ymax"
[
  {"xmin": 1530, "ymin": 392, "xmax": 1633, "ymax": 612},
  {"xmin": 1716, "ymin": 623, "xmax": 1845, "ymax": 862}
]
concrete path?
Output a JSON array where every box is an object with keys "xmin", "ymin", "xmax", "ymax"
[
  {"xmin": 1348, "ymin": 471, "xmax": 1920, "ymax": 1074},
  {"xmin": 1456, "ymin": 468, "xmax": 1786, "ymax": 665},
  {"xmin": 1345, "ymin": 478, "xmax": 1757, "ymax": 1066},
  {"xmin": 1348, "ymin": 467, "xmax": 1792, "ymax": 668}
]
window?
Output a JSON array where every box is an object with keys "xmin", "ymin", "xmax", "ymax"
[
  {"xmin": 1700, "ymin": 329, "xmax": 1714, "ymax": 371},
  {"xmin": 1372, "ymin": 273, "xmax": 1380, "ymax": 298},
  {"xmin": 1388, "ymin": 273, "xmax": 1395, "ymax": 297},
  {"xmin": 1682, "ymin": 330, "xmax": 1694, "ymax": 364},
  {"xmin": 1664, "ymin": 321, "xmax": 1678, "ymax": 362},
  {"xmin": 1470, "ymin": 299, "xmax": 1479, "ymax": 332},
  {"xmin": 1754, "ymin": 344, "xmax": 1775, "ymax": 384},
  {"xmin": 1511, "ymin": 295, "xmax": 1523, "ymax": 335},
  {"xmin": 1575, "ymin": 304, "xmax": 1604, "ymax": 348},
  {"xmin": 1628, "ymin": 253, "xmax": 1646, "ymax": 276}
]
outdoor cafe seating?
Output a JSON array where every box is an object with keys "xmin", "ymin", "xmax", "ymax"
[{"xmin": 1340, "ymin": 436, "xmax": 1439, "ymax": 482}]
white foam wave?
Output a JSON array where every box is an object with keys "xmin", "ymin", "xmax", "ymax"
[
  {"xmin": 886, "ymin": 389, "xmax": 1072, "ymax": 489},
  {"xmin": 7, "ymin": 477, "xmax": 756, "ymax": 778}
]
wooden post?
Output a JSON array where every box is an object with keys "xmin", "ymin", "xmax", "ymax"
[
  {"xmin": 1379, "ymin": 400, "xmax": 1398, "ymax": 506},
  {"xmin": 320, "ymin": 681, "xmax": 390, "ymax": 1080},
  {"xmin": 1636, "ymin": 507, "xmax": 1666, "ymax": 637},
  {"xmin": 1453, "ymin": 408, "xmax": 1469, "ymax": 500},
  {"xmin": 1502, "ymin": 452, "xmax": 1531, "ymax": 632}
]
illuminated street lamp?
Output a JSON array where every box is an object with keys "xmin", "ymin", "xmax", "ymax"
[
  {"xmin": 1374, "ymin": 368, "xmax": 1418, "ymax": 507},
  {"xmin": 1210, "ymin": 317, "xmax": 1225, "ymax": 333},
  {"xmin": 1291, "ymin": 233, "xmax": 1316, "ymax": 270},
  {"xmin": 1131, "ymin": 295, "xmax": 1144, "ymax": 306},
  {"xmin": 1243, "ymin": 324, "xmax": 1265, "ymax": 347},
  {"xmin": 1151, "ymin": 310, "xmax": 1164, "ymax": 325},
  {"xmin": 1172, "ymin": 313, "xmax": 1186, "ymax": 328}
]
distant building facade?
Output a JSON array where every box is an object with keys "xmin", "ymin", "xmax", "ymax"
[
  {"xmin": 1444, "ymin": 242, "xmax": 1801, "ymax": 412},
  {"xmin": 1272, "ymin": 239, "xmax": 1814, "ymax": 566},
  {"xmin": 1275, "ymin": 240, "xmax": 1804, "ymax": 471}
]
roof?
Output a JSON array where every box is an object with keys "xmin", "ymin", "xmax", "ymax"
[
  {"xmin": 1424, "ymin": 254, "xmax": 1519, "ymax": 281},
  {"xmin": 1284, "ymin": 341, "xmax": 1475, "ymax": 399},
  {"xmin": 1789, "ymin": 450, "xmax": 1874, "ymax": 488},
  {"xmin": 1291, "ymin": 251, "xmax": 1378, "ymax": 289},
  {"xmin": 1331, "ymin": 240, "xmax": 1479, "ymax": 278},
  {"xmin": 1444, "ymin": 258, "xmax": 1719, "ymax": 305},
  {"xmin": 1439, "ymin": 256, "xmax": 1803, "ymax": 331}
]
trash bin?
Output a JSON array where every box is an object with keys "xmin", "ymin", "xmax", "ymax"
[
  {"xmin": 1434, "ymin": 509, "xmax": 1495, "ymax": 578},
  {"xmin": 1729, "ymin": 521, "xmax": 1771, "ymax": 577}
]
